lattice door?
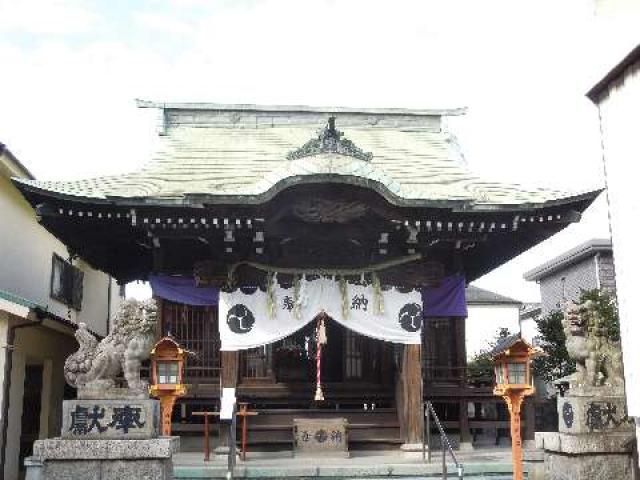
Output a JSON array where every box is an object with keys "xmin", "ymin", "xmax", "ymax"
[{"xmin": 161, "ymin": 301, "xmax": 221, "ymax": 381}]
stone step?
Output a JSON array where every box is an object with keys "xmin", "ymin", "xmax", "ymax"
[{"xmin": 172, "ymin": 462, "xmax": 515, "ymax": 479}]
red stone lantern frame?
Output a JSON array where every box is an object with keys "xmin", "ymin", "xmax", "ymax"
[
  {"xmin": 491, "ymin": 335, "xmax": 541, "ymax": 480},
  {"xmin": 149, "ymin": 336, "xmax": 189, "ymax": 436}
]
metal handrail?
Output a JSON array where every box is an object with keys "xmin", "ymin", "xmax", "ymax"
[{"xmin": 423, "ymin": 401, "xmax": 464, "ymax": 479}]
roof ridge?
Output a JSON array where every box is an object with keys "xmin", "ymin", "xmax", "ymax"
[{"xmin": 136, "ymin": 99, "xmax": 468, "ymax": 117}]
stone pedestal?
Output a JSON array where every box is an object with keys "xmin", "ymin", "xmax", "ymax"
[
  {"xmin": 26, "ymin": 437, "xmax": 179, "ymax": 480},
  {"xmin": 293, "ymin": 418, "xmax": 349, "ymax": 458},
  {"xmin": 537, "ymin": 431, "xmax": 634, "ymax": 480},
  {"xmin": 25, "ymin": 399, "xmax": 177, "ymax": 480},
  {"xmin": 538, "ymin": 391, "xmax": 636, "ymax": 479},
  {"xmin": 558, "ymin": 393, "xmax": 633, "ymax": 435},
  {"xmin": 523, "ymin": 448, "xmax": 544, "ymax": 480}
]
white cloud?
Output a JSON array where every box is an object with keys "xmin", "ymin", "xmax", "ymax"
[
  {"xmin": 0, "ymin": 0, "xmax": 612, "ymax": 299},
  {"xmin": 133, "ymin": 12, "xmax": 196, "ymax": 38},
  {"xmin": 0, "ymin": 0, "xmax": 98, "ymax": 35}
]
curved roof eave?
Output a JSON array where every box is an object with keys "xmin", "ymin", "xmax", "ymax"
[{"xmin": 12, "ymin": 174, "xmax": 601, "ymax": 214}]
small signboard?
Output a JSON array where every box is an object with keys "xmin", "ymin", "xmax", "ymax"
[
  {"xmin": 293, "ymin": 418, "xmax": 349, "ymax": 457},
  {"xmin": 220, "ymin": 387, "xmax": 236, "ymax": 420}
]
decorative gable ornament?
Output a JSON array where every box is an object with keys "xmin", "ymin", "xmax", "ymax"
[{"xmin": 286, "ymin": 117, "xmax": 373, "ymax": 162}]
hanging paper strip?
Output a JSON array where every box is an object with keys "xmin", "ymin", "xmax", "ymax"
[{"xmin": 219, "ymin": 277, "xmax": 423, "ymax": 351}]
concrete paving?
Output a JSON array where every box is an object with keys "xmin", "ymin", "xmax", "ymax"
[{"xmin": 173, "ymin": 447, "xmax": 517, "ymax": 479}]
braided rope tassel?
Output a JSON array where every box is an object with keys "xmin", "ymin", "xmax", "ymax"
[{"xmin": 314, "ymin": 315, "xmax": 327, "ymax": 401}]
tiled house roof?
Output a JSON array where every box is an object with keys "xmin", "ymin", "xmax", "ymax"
[
  {"xmin": 466, "ymin": 285, "xmax": 522, "ymax": 306},
  {"xmin": 523, "ymin": 238, "xmax": 613, "ymax": 281}
]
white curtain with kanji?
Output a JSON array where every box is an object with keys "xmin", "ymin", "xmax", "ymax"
[{"xmin": 219, "ymin": 277, "xmax": 422, "ymax": 351}]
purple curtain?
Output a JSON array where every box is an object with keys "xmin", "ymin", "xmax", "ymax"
[
  {"xmin": 422, "ymin": 274, "xmax": 468, "ymax": 317},
  {"xmin": 150, "ymin": 274, "xmax": 467, "ymax": 317},
  {"xmin": 149, "ymin": 275, "xmax": 219, "ymax": 306}
]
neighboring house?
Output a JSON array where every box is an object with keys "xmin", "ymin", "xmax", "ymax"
[
  {"xmin": 519, "ymin": 303, "xmax": 542, "ymax": 347},
  {"xmin": 587, "ymin": 22, "xmax": 640, "ymax": 430},
  {"xmin": 523, "ymin": 239, "xmax": 616, "ymax": 316},
  {"xmin": 465, "ymin": 285, "xmax": 522, "ymax": 359},
  {"xmin": 0, "ymin": 144, "xmax": 122, "ymax": 479}
]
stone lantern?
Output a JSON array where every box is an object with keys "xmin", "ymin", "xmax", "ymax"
[
  {"xmin": 149, "ymin": 336, "xmax": 188, "ymax": 436},
  {"xmin": 490, "ymin": 335, "xmax": 538, "ymax": 480}
]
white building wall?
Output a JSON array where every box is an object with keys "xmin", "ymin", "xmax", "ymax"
[
  {"xmin": 0, "ymin": 157, "xmax": 122, "ymax": 477},
  {"xmin": 0, "ymin": 173, "xmax": 119, "ymax": 336},
  {"xmin": 465, "ymin": 304, "xmax": 521, "ymax": 359},
  {"xmin": 0, "ymin": 313, "xmax": 8, "ymax": 446},
  {"xmin": 597, "ymin": 60, "xmax": 640, "ymax": 416},
  {"xmin": 519, "ymin": 317, "xmax": 540, "ymax": 346}
]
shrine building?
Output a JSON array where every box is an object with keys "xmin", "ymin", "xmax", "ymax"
[{"xmin": 13, "ymin": 101, "xmax": 598, "ymax": 452}]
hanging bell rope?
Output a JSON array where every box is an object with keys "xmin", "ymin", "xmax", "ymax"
[
  {"xmin": 266, "ymin": 272, "xmax": 277, "ymax": 319},
  {"xmin": 314, "ymin": 314, "xmax": 327, "ymax": 402}
]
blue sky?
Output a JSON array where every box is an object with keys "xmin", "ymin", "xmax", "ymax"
[{"xmin": 0, "ymin": 0, "xmax": 614, "ymax": 301}]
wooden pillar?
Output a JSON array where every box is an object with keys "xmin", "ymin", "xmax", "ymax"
[
  {"xmin": 398, "ymin": 344, "xmax": 423, "ymax": 446},
  {"xmin": 504, "ymin": 392, "xmax": 525, "ymax": 480},
  {"xmin": 159, "ymin": 396, "xmax": 177, "ymax": 436},
  {"xmin": 456, "ymin": 317, "xmax": 467, "ymax": 386},
  {"xmin": 221, "ymin": 351, "xmax": 239, "ymax": 389},
  {"xmin": 457, "ymin": 318, "xmax": 473, "ymax": 449},
  {"xmin": 216, "ymin": 351, "xmax": 238, "ymax": 452},
  {"xmin": 459, "ymin": 399, "xmax": 472, "ymax": 448}
]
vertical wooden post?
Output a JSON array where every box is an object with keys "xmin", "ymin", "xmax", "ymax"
[
  {"xmin": 456, "ymin": 317, "xmax": 472, "ymax": 450},
  {"xmin": 240, "ymin": 404, "xmax": 248, "ymax": 460},
  {"xmin": 217, "ymin": 351, "xmax": 238, "ymax": 454},
  {"xmin": 159, "ymin": 396, "xmax": 177, "ymax": 436},
  {"xmin": 504, "ymin": 392, "xmax": 524, "ymax": 480},
  {"xmin": 456, "ymin": 317, "xmax": 467, "ymax": 387},
  {"xmin": 221, "ymin": 351, "xmax": 239, "ymax": 388},
  {"xmin": 459, "ymin": 399, "xmax": 472, "ymax": 449},
  {"xmin": 204, "ymin": 413, "xmax": 210, "ymax": 462},
  {"xmin": 399, "ymin": 344, "xmax": 423, "ymax": 446}
]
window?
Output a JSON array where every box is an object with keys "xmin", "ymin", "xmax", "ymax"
[
  {"xmin": 161, "ymin": 302, "xmax": 220, "ymax": 381},
  {"xmin": 507, "ymin": 362, "xmax": 526, "ymax": 384},
  {"xmin": 50, "ymin": 254, "xmax": 84, "ymax": 310},
  {"xmin": 157, "ymin": 361, "xmax": 179, "ymax": 384}
]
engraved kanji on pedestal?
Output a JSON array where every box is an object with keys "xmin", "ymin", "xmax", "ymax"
[
  {"xmin": 293, "ymin": 418, "xmax": 349, "ymax": 458},
  {"xmin": 62, "ymin": 399, "xmax": 159, "ymax": 440}
]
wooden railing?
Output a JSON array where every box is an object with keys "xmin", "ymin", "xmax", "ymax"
[{"xmin": 423, "ymin": 366, "xmax": 494, "ymax": 387}]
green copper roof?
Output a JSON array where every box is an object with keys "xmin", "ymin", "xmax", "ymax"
[
  {"xmin": 0, "ymin": 288, "xmax": 37, "ymax": 309},
  {"xmin": 14, "ymin": 103, "xmax": 594, "ymax": 209}
]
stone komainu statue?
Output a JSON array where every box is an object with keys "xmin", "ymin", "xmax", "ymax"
[
  {"xmin": 563, "ymin": 299, "xmax": 624, "ymax": 391},
  {"xmin": 64, "ymin": 299, "xmax": 157, "ymax": 394}
]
